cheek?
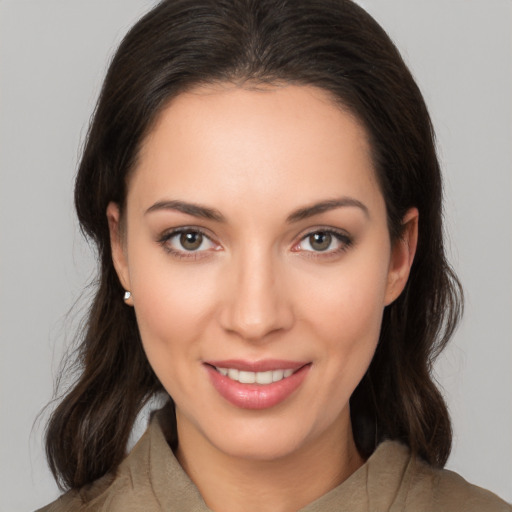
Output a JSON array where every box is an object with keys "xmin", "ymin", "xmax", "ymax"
[
  {"xmin": 127, "ymin": 245, "xmax": 220, "ymax": 361},
  {"xmin": 295, "ymin": 248, "xmax": 390, "ymax": 391},
  {"xmin": 300, "ymin": 259, "xmax": 389, "ymax": 346},
  {"xmin": 130, "ymin": 264, "xmax": 223, "ymax": 404}
]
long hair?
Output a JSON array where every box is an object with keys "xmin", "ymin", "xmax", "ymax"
[{"xmin": 46, "ymin": 0, "xmax": 463, "ymax": 490}]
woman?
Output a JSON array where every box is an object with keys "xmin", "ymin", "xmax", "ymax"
[{"xmin": 39, "ymin": 0, "xmax": 510, "ymax": 510}]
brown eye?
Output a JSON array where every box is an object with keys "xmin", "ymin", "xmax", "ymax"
[
  {"xmin": 308, "ymin": 232, "xmax": 332, "ymax": 251},
  {"xmin": 180, "ymin": 231, "xmax": 203, "ymax": 251},
  {"xmin": 294, "ymin": 229, "xmax": 352, "ymax": 255},
  {"xmin": 159, "ymin": 228, "xmax": 217, "ymax": 257}
]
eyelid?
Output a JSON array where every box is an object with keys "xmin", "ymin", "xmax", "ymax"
[
  {"xmin": 157, "ymin": 226, "xmax": 221, "ymax": 259},
  {"xmin": 291, "ymin": 226, "xmax": 353, "ymax": 254},
  {"xmin": 156, "ymin": 225, "xmax": 352, "ymax": 260}
]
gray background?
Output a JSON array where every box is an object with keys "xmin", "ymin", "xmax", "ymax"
[{"xmin": 0, "ymin": 0, "xmax": 510, "ymax": 509}]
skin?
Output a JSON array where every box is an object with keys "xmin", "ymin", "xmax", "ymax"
[{"xmin": 108, "ymin": 84, "xmax": 418, "ymax": 512}]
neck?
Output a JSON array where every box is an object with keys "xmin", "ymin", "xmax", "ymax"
[{"xmin": 175, "ymin": 411, "xmax": 364, "ymax": 512}]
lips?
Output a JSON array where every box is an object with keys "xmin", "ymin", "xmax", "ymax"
[{"xmin": 204, "ymin": 360, "xmax": 311, "ymax": 410}]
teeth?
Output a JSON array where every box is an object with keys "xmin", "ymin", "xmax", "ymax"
[
  {"xmin": 272, "ymin": 369, "xmax": 284, "ymax": 381},
  {"xmin": 256, "ymin": 371, "xmax": 273, "ymax": 384},
  {"xmin": 217, "ymin": 367, "xmax": 296, "ymax": 384},
  {"xmin": 238, "ymin": 371, "xmax": 255, "ymax": 384}
]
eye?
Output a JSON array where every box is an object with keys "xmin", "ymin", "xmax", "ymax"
[
  {"xmin": 178, "ymin": 231, "xmax": 207, "ymax": 251},
  {"xmin": 294, "ymin": 229, "xmax": 352, "ymax": 254},
  {"xmin": 159, "ymin": 228, "xmax": 218, "ymax": 256}
]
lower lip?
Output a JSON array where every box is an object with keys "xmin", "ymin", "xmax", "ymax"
[{"xmin": 205, "ymin": 364, "xmax": 311, "ymax": 410}]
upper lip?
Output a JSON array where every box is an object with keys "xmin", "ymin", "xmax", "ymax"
[{"xmin": 204, "ymin": 359, "xmax": 309, "ymax": 372}]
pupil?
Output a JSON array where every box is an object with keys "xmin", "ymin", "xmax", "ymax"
[
  {"xmin": 180, "ymin": 231, "xmax": 202, "ymax": 250},
  {"xmin": 310, "ymin": 232, "xmax": 331, "ymax": 251}
]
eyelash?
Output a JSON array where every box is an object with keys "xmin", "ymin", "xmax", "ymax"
[
  {"xmin": 292, "ymin": 228, "xmax": 353, "ymax": 259},
  {"xmin": 157, "ymin": 227, "xmax": 353, "ymax": 260},
  {"xmin": 157, "ymin": 227, "xmax": 218, "ymax": 261}
]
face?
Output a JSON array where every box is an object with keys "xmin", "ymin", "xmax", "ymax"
[{"xmin": 108, "ymin": 84, "xmax": 417, "ymax": 463}]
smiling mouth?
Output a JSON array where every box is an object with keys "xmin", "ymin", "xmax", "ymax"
[
  {"xmin": 213, "ymin": 367, "xmax": 296, "ymax": 384},
  {"xmin": 205, "ymin": 361, "xmax": 311, "ymax": 409}
]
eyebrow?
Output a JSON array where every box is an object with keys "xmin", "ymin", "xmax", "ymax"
[
  {"xmin": 145, "ymin": 200, "xmax": 226, "ymax": 222},
  {"xmin": 286, "ymin": 197, "xmax": 369, "ymax": 223},
  {"xmin": 145, "ymin": 196, "xmax": 368, "ymax": 223}
]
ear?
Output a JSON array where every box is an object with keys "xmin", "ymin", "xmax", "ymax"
[
  {"xmin": 106, "ymin": 202, "xmax": 133, "ymax": 305},
  {"xmin": 384, "ymin": 208, "xmax": 419, "ymax": 306}
]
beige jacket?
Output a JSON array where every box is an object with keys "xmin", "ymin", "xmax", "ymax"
[{"xmin": 38, "ymin": 411, "xmax": 511, "ymax": 512}]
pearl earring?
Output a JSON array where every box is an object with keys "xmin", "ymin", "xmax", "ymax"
[{"xmin": 124, "ymin": 291, "xmax": 132, "ymax": 301}]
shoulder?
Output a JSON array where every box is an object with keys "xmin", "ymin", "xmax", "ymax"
[
  {"xmin": 35, "ymin": 490, "xmax": 81, "ymax": 512},
  {"xmin": 35, "ymin": 406, "xmax": 197, "ymax": 512},
  {"xmin": 434, "ymin": 468, "xmax": 511, "ymax": 511},
  {"xmin": 418, "ymin": 464, "xmax": 510, "ymax": 512},
  {"xmin": 34, "ymin": 471, "xmax": 141, "ymax": 512},
  {"xmin": 34, "ymin": 472, "xmax": 114, "ymax": 511},
  {"xmin": 394, "ymin": 443, "xmax": 511, "ymax": 512},
  {"xmin": 35, "ymin": 423, "xmax": 160, "ymax": 511}
]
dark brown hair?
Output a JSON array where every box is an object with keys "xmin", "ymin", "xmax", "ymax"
[{"xmin": 46, "ymin": 0, "xmax": 463, "ymax": 490}]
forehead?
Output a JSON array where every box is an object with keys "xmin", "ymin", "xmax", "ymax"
[{"xmin": 130, "ymin": 84, "xmax": 381, "ymax": 217}]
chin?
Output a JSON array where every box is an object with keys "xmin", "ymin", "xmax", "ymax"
[{"xmin": 208, "ymin": 427, "xmax": 307, "ymax": 462}]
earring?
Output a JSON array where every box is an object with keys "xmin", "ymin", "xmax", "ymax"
[{"xmin": 124, "ymin": 291, "xmax": 132, "ymax": 301}]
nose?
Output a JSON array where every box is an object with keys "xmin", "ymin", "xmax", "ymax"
[{"xmin": 219, "ymin": 248, "xmax": 294, "ymax": 342}]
